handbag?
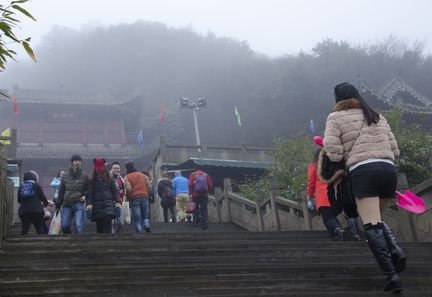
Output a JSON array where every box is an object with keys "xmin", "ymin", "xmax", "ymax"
[
  {"xmin": 48, "ymin": 211, "xmax": 62, "ymax": 235},
  {"xmin": 185, "ymin": 200, "xmax": 196, "ymax": 214},
  {"xmin": 122, "ymin": 201, "xmax": 131, "ymax": 224}
]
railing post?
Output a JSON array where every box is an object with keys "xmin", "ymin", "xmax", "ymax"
[
  {"xmin": 255, "ymin": 191, "xmax": 265, "ymax": 231},
  {"xmin": 10, "ymin": 129, "xmax": 17, "ymax": 159},
  {"xmin": 201, "ymin": 144, "xmax": 207, "ymax": 158},
  {"xmin": 215, "ymin": 187, "xmax": 222, "ymax": 223},
  {"xmin": 396, "ymin": 172, "xmax": 418, "ymax": 241},
  {"xmin": 223, "ymin": 178, "xmax": 232, "ymax": 223},
  {"xmin": 269, "ymin": 179, "xmax": 281, "ymax": 231}
]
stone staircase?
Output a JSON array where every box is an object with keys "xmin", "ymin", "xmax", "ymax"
[{"xmin": 1, "ymin": 222, "xmax": 432, "ymax": 297}]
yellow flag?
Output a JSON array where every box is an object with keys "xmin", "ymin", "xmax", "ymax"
[{"xmin": 0, "ymin": 128, "xmax": 11, "ymax": 145}]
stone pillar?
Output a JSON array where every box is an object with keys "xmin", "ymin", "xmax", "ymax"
[
  {"xmin": 269, "ymin": 179, "xmax": 281, "ymax": 231},
  {"xmin": 396, "ymin": 172, "xmax": 418, "ymax": 242},
  {"xmin": 201, "ymin": 144, "xmax": 207, "ymax": 158},
  {"xmin": 255, "ymin": 191, "xmax": 265, "ymax": 231},
  {"xmin": 223, "ymin": 178, "xmax": 232, "ymax": 222},
  {"xmin": 215, "ymin": 187, "xmax": 222, "ymax": 222}
]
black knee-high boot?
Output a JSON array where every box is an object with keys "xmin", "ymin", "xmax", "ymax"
[
  {"xmin": 323, "ymin": 218, "xmax": 344, "ymax": 241},
  {"xmin": 382, "ymin": 221, "xmax": 406, "ymax": 273},
  {"xmin": 364, "ymin": 222, "xmax": 402, "ymax": 293}
]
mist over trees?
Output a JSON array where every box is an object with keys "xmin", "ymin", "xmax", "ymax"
[{"xmin": 1, "ymin": 20, "xmax": 431, "ymax": 147}]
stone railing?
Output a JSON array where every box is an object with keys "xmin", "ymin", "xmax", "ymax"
[
  {"xmin": 208, "ymin": 177, "xmax": 432, "ymax": 242},
  {"xmin": 208, "ymin": 178, "xmax": 328, "ymax": 232}
]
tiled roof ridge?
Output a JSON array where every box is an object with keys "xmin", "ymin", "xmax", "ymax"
[
  {"xmin": 0, "ymin": 88, "xmax": 144, "ymax": 105},
  {"xmin": 359, "ymin": 77, "xmax": 432, "ymax": 113},
  {"xmin": 17, "ymin": 143, "xmax": 144, "ymax": 159}
]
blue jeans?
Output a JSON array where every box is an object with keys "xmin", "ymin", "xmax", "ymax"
[
  {"xmin": 130, "ymin": 197, "xmax": 150, "ymax": 233},
  {"xmin": 61, "ymin": 202, "xmax": 85, "ymax": 235},
  {"xmin": 195, "ymin": 196, "xmax": 208, "ymax": 225}
]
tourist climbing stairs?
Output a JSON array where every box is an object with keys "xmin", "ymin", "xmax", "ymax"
[{"xmin": 0, "ymin": 222, "xmax": 431, "ymax": 297}]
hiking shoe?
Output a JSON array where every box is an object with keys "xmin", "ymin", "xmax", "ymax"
[
  {"xmin": 384, "ymin": 274, "xmax": 402, "ymax": 293},
  {"xmin": 145, "ymin": 227, "xmax": 151, "ymax": 233}
]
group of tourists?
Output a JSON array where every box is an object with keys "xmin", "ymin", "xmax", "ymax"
[
  {"xmin": 17, "ymin": 155, "xmax": 214, "ymax": 236},
  {"xmin": 17, "ymin": 81, "xmax": 405, "ymax": 293}
]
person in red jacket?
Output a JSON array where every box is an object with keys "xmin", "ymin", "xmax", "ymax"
[
  {"xmin": 188, "ymin": 167, "xmax": 213, "ymax": 229},
  {"xmin": 307, "ymin": 148, "xmax": 344, "ymax": 240}
]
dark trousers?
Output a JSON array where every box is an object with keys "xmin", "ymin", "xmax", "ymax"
[
  {"xmin": 320, "ymin": 206, "xmax": 341, "ymax": 235},
  {"xmin": 95, "ymin": 216, "xmax": 112, "ymax": 233},
  {"xmin": 163, "ymin": 204, "xmax": 176, "ymax": 223},
  {"xmin": 20, "ymin": 212, "xmax": 45, "ymax": 235},
  {"xmin": 194, "ymin": 196, "xmax": 209, "ymax": 225}
]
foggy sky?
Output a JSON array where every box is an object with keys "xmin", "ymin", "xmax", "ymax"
[{"xmin": 16, "ymin": 0, "xmax": 432, "ymax": 58}]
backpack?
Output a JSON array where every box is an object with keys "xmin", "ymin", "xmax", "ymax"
[
  {"xmin": 160, "ymin": 186, "xmax": 175, "ymax": 208},
  {"xmin": 194, "ymin": 173, "xmax": 208, "ymax": 193},
  {"xmin": 19, "ymin": 182, "xmax": 34, "ymax": 198},
  {"xmin": 162, "ymin": 187, "xmax": 175, "ymax": 200}
]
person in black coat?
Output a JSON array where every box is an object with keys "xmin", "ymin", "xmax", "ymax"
[
  {"xmin": 86, "ymin": 158, "xmax": 122, "ymax": 233},
  {"xmin": 157, "ymin": 172, "xmax": 176, "ymax": 223},
  {"xmin": 18, "ymin": 171, "xmax": 49, "ymax": 235}
]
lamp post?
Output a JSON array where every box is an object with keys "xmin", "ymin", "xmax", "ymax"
[{"xmin": 180, "ymin": 97, "xmax": 207, "ymax": 149}]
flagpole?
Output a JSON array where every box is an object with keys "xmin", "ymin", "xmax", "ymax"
[
  {"xmin": 240, "ymin": 126, "xmax": 246, "ymax": 146},
  {"xmin": 179, "ymin": 97, "xmax": 206, "ymax": 153},
  {"xmin": 192, "ymin": 107, "xmax": 201, "ymax": 147}
]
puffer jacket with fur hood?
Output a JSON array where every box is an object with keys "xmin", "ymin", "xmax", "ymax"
[{"xmin": 324, "ymin": 98, "xmax": 399, "ymax": 168}]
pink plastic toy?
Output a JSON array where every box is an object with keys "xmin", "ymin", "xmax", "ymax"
[
  {"xmin": 313, "ymin": 135, "xmax": 324, "ymax": 147},
  {"xmin": 396, "ymin": 191, "xmax": 426, "ymax": 214}
]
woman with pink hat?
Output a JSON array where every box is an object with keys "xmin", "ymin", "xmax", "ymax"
[
  {"xmin": 324, "ymin": 82, "xmax": 405, "ymax": 293},
  {"xmin": 86, "ymin": 158, "xmax": 122, "ymax": 233}
]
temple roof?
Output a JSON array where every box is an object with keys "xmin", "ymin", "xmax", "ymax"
[
  {"xmin": 0, "ymin": 89, "xmax": 143, "ymax": 106},
  {"xmin": 17, "ymin": 143, "xmax": 143, "ymax": 159},
  {"xmin": 170, "ymin": 158, "xmax": 273, "ymax": 170},
  {"xmin": 359, "ymin": 77, "xmax": 432, "ymax": 114}
]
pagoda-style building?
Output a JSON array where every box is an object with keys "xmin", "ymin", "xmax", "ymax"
[
  {"xmin": 0, "ymin": 87, "xmax": 145, "ymax": 195},
  {"xmin": 359, "ymin": 76, "xmax": 432, "ymax": 114}
]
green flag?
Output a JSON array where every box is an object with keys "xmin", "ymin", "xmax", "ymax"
[{"xmin": 234, "ymin": 105, "xmax": 242, "ymax": 126}]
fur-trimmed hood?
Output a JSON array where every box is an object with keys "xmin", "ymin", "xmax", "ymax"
[{"xmin": 333, "ymin": 98, "xmax": 362, "ymax": 112}]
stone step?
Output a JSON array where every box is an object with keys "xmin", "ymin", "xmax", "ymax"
[
  {"xmin": 1, "ymin": 248, "xmax": 430, "ymax": 267},
  {"xmin": 2, "ymin": 222, "xmax": 431, "ymax": 296},
  {"xmin": 1, "ymin": 263, "xmax": 431, "ymax": 282},
  {"xmin": 2, "ymin": 275, "xmax": 431, "ymax": 296},
  {"xmin": 2, "ymin": 275, "xmax": 432, "ymax": 296},
  {"xmin": 2, "ymin": 290, "xmax": 431, "ymax": 297}
]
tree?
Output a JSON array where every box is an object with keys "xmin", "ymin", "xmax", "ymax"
[
  {"xmin": 0, "ymin": 0, "xmax": 36, "ymax": 97},
  {"xmin": 237, "ymin": 136, "xmax": 314, "ymax": 202},
  {"xmin": 385, "ymin": 109, "xmax": 432, "ymax": 186},
  {"xmin": 271, "ymin": 136, "xmax": 314, "ymax": 201}
]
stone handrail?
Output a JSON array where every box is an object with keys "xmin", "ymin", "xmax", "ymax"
[
  {"xmin": 208, "ymin": 177, "xmax": 432, "ymax": 241},
  {"xmin": 208, "ymin": 178, "xmax": 315, "ymax": 232},
  {"xmin": 0, "ymin": 143, "xmax": 15, "ymax": 249}
]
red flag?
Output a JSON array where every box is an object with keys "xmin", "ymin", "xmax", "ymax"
[
  {"xmin": 11, "ymin": 95, "xmax": 19, "ymax": 114},
  {"xmin": 160, "ymin": 103, "xmax": 165, "ymax": 123}
]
